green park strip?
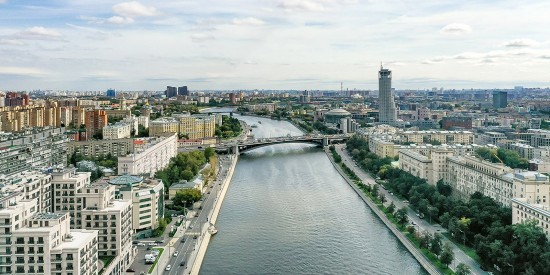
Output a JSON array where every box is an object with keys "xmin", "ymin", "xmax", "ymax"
[{"xmin": 148, "ymin": 248, "xmax": 164, "ymax": 274}]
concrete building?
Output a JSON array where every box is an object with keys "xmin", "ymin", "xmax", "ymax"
[
  {"xmin": 0, "ymin": 127, "xmax": 69, "ymax": 177},
  {"xmin": 149, "ymin": 117, "xmax": 179, "ymax": 137},
  {"xmin": 529, "ymin": 129, "xmax": 550, "ymax": 147},
  {"xmin": 51, "ymin": 168, "xmax": 92, "ymax": 228},
  {"xmin": 103, "ymin": 122, "xmax": 132, "ymax": 140},
  {"xmin": 149, "ymin": 114, "xmax": 216, "ymax": 140},
  {"xmin": 399, "ymin": 150, "xmax": 433, "ymax": 183},
  {"xmin": 475, "ymin": 131, "xmax": 506, "ymax": 145},
  {"xmin": 108, "ymin": 175, "xmax": 164, "ymax": 231},
  {"xmin": 378, "ymin": 66, "xmax": 397, "ymax": 124},
  {"xmin": 118, "ymin": 134, "xmax": 177, "ymax": 176},
  {"xmin": 166, "ymin": 86, "xmax": 177, "ymax": 98},
  {"xmin": 512, "ymin": 198, "xmax": 550, "ymax": 238},
  {"xmin": 68, "ymin": 138, "xmax": 134, "ymax": 158},
  {"xmin": 400, "ymin": 130, "xmax": 474, "ymax": 145},
  {"xmin": 324, "ymin": 109, "xmax": 351, "ymax": 124},
  {"xmin": 0, "ymin": 171, "xmax": 52, "ymax": 213},
  {"xmin": 510, "ymin": 171, "xmax": 550, "ymax": 205},
  {"xmin": 441, "ymin": 117, "xmax": 472, "ymax": 130}
]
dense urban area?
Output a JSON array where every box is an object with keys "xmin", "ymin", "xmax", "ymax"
[{"xmin": 1, "ymin": 66, "xmax": 550, "ymax": 275}]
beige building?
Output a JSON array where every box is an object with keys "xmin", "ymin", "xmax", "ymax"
[
  {"xmin": 0, "ymin": 171, "xmax": 52, "ymax": 212},
  {"xmin": 399, "ymin": 150, "xmax": 433, "ymax": 183},
  {"xmin": 118, "ymin": 134, "xmax": 177, "ymax": 176},
  {"xmin": 446, "ymin": 155, "xmax": 514, "ymax": 205},
  {"xmin": 369, "ymin": 136, "xmax": 397, "ymax": 158},
  {"xmin": 399, "ymin": 130, "xmax": 474, "ymax": 145},
  {"xmin": 512, "ymin": 198, "xmax": 550, "ymax": 238},
  {"xmin": 103, "ymin": 122, "xmax": 132, "ymax": 140},
  {"xmin": 149, "ymin": 113, "xmax": 216, "ymax": 140},
  {"xmin": 68, "ymin": 139, "xmax": 134, "ymax": 158}
]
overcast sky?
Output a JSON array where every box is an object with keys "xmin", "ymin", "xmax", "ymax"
[{"xmin": 1, "ymin": 0, "xmax": 550, "ymax": 91}]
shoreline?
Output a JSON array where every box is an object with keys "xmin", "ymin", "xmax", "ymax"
[
  {"xmin": 189, "ymin": 154, "xmax": 239, "ymax": 274},
  {"xmin": 324, "ymin": 148, "xmax": 441, "ymax": 275}
]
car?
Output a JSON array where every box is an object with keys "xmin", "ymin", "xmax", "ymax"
[
  {"xmin": 181, "ymin": 238, "xmax": 186, "ymax": 243},
  {"xmin": 403, "ymin": 200, "xmax": 409, "ymax": 203},
  {"xmin": 137, "ymin": 243, "xmax": 145, "ymax": 247},
  {"xmin": 411, "ymin": 221, "xmax": 417, "ymax": 226},
  {"xmin": 195, "ymin": 213, "xmax": 199, "ymax": 217},
  {"xmin": 173, "ymin": 251, "xmax": 179, "ymax": 257},
  {"xmin": 180, "ymin": 261, "xmax": 185, "ymax": 266},
  {"xmin": 126, "ymin": 268, "xmax": 135, "ymax": 272},
  {"xmin": 146, "ymin": 247, "xmax": 151, "ymax": 251},
  {"xmin": 165, "ymin": 265, "xmax": 171, "ymax": 271},
  {"xmin": 390, "ymin": 192, "xmax": 394, "ymax": 195},
  {"xmin": 193, "ymin": 235, "xmax": 197, "ymax": 239},
  {"xmin": 148, "ymin": 243, "xmax": 155, "ymax": 246},
  {"xmin": 140, "ymin": 272, "xmax": 145, "ymax": 275}
]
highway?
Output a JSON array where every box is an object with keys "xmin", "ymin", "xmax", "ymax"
[{"xmin": 335, "ymin": 144, "xmax": 487, "ymax": 275}]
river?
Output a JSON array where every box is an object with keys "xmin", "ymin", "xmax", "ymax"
[{"xmin": 200, "ymin": 114, "xmax": 425, "ymax": 275}]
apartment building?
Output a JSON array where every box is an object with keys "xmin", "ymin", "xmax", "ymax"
[
  {"xmin": 68, "ymin": 138, "xmax": 134, "ymax": 158},
  {"xmin": 108, "ymin": 175, "xmax": 164, "ymax": 231},
  {"xmin": 0, "ymin": 171, "xmax": 52, "ymax": 213},
  {"xmin": 0, "ymin": 127, "xmax": 69, "ymax": 176},
  {"xmin": 475, "ymin": 131, "xmax": 507, "ymax": 145},
  {"xmin": 118, "ymin": 134, "xmax": 177, "ymax": 176},
  {"xmin": 85, "ymin": 110, "xmax": 107, "ymax": 137},
  {"xmin": 149, "ymin": 113, "xmax": 216, "ymax": 140},
  {"xmin": 512, "ymin": 198, "xmax": 550, "ymax": 238},
  {"xmin": 399, "ymin": 130, "xmax": 474, "ymax": 145},
  {"xmin": 446, "ymin": 155, "xmax": 514, "ymax": 205},
  {"xmin": 103, "ymin": 122, "xmax": 132, "ymax": 140}
]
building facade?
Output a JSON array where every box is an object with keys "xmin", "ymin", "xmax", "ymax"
[
  {"xmin": 68, "ymin": 139, "xmax": 134, "ymax": 159},
  {"xmin": 118, "ymin": 134, "xmax": 177, "ymax": 176},
  {"xmin": 378, "ymin": 67, "xmax": 397, "ymax": 124}
]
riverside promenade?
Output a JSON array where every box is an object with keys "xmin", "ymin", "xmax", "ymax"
[
  {"xmin": 324, "ymin": 148, "xmax": 441, "ymax": 275},
  {"xmin": 188, "ymin": 153, "xmax": 239, "ymax": 274}
]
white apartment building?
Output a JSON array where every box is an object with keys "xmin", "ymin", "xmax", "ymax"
[
  {"xmin": 0, "ymin": 171, "xmax": 52, "ymax": 213},
  {"xmin": 399, "ymin": 150, "xmax": 433, "ymax": 183},
  {"xmin": 108, "ymin": 175, "xmax": 164, "ymax": 231},
  {"xmin": 102, "ymin": 122, "xmax": 131, "ymax": 140},
  {"xmin": 529, "ymin": 129, "xmax": 550, "ymax": 147},
  {"xmin": 68, "ymin": 138, "xmax": 134, "ymax": 158},
  {"xmin": 474, "ymin": 132, "xmax": 507, "ymax": 145},
  {"xmin": 118, "ymin": 134, "xmax": 177, "ymax": 176},
  {"xmin": 79, "ymin": 183, "xmax": 134, "ymax": 275},
  {"xmin": 510, "ymin": 171, "xmax": 550, "ymax": 206},
  {"xmin": 512, "ymin": 198, "xmax": 550, "ymax": 238},
  {"xmin": 11, "ymin": 213, "xmax": 98, "ymax": 275},
  {"xmin": 51, "ymin": 168, "xmax": 91, "ymax": 228}
]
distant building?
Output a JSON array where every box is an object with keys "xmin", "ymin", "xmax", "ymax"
[
  {"xmin": 441, "ymin": 117, "xmax": 472, "ymax": 130},
  {"xmin": 166, "ymin": 86, "xmax": 177, "ymax": 98},
  {"xmin": 106, "ymin": 89, "xmax": 117, "ymax": 97},
  {"xmin": 324, "ymin": 108, "xmax": 351, "ymax": 124},
  {"xmin": 118, "ymin": 134, "xmax": 177, "ymax": 176},
  {"xmin": 178, "ymin": 86, "xmax": 189, "ymax": 96},
  {"xmin": 103, "ymin": 122, "xmax": 132, "ymax": 140},
  {"xmin": 68, "ymin": 138, "xmax": 134, "ymax": 158},
  {"xmin": 378, "ymin": 67, "xmax": 397, "ymax": 124},
  {"xmin": 493, "ymin": 91, "xmax": 508, "ymax": 108},
  {"xmin": 229, "ymin": 93, "xmax": 237, "ymax": 104}
]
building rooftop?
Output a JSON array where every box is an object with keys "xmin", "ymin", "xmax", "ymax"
[
  {"xmin": 108, "ymin": 174, "xmax": 143, "ymax": 186},
  {"xmin": 51, "ymin": 230, "xmax": 97, "ymax": 251},
  {"xmin": 30, "ymin": 212, "xmax": 66, "ymax": 220}
]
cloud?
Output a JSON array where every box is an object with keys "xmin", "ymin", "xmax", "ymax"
[
  {"xmin": 502, "ymin": 39, "xmax": 537, "ymax": 48},
  {"xmin": 0, "ymin": 0, "xmax": 6, "ymax": 4},
  {"xmin": 112, "ymin": 1, "xmax": 160, "ymax": 18},
  {"xmin": 0, "ymin": 39, "xmax": 24, "ymax": 45},
  {"xmin": 190, "ymin": 33, "xmax": 215, "ymax": 43},
  {"xmin": 14, "ymin": 26, "xmax": 63, "ymax": 40},
  {"xmin": 0, "ymin": 66, "xmax": 48, "ymax": 76},
  {"xmin": 233, "ymin": 17, "xmax": 265, "ymax": 26},
  {"xmin": 107, "ymin": 16, "xmax": 135, "ymax": 25},
  {"xmin": 278, "ymin": 0, "xmax": 326, "ymax": 12},
  {"xmin": 440, "ymin": 23, "xmax": 472, "ymax": 35},
  {"xmin": 423, "ymin": 48, "xmax": 548, "ymax": 65}
]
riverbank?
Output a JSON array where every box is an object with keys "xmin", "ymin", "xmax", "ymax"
[
  {"xmin": 189, "ymin": 154, "xmax": 239, "ymax": 274},
  {"xmin": 324, "ymin": 148, "xmax": 441, "ymax": 275}
]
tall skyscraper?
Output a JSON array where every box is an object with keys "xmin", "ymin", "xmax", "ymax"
[
  {"xmin": 492, "ymin": 91, "xmax": 508, "ymax": 108},
  {"xmin": 166, "ymin": 86, "xmax": 177, "ymax": 98},
  {"xmin": 378, "ymin": 66, "xmax": 397, "ymax": 124},
  {"xmin": 178, "ymin": 86, "xmax": 189, "ymax": 96}
]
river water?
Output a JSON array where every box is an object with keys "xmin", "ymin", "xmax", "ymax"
[{"xmin": 200, "ymin": 114, "xmax": 425, "ymax": 275}]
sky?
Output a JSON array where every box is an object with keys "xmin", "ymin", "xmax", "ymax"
[{"xmin": 1, "ymin": 0, "xmax": 550, "ymax": 91}]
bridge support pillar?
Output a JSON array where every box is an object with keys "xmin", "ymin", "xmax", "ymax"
[
  {"xmin": 322, "ymin": 137, "xmax": 329, "ymax": 147},
  {"xmin": 233, "ymin": 145, "xmax": 239, "ymax": 155}
]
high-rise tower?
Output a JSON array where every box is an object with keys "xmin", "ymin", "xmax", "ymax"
[{"xmin": 378, "ymin": 66, "xmax": 397, "ymax": 124}]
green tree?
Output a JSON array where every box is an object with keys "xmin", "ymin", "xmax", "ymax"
[
  {"xmin": 395, "ymin": 208, "xmax": 409, "ymax": 227},
  {"xmin": 173, "ymin": 189, "xmax": 202, "ymax": 207},
  {"xmin": 204, "ymin": 147, "xmax": 215, "ymax": 160},
  {"xmin": 379, "ymin": 193, "xmax": 386, "ymax": 204},
  {"xmin": 371, "ymin": 184, "xmax": 379, "ymax": 197},
  {"xmin": 387, "ymin": 201, "xmax": 396, "ymax": 214},
  {"xmin": 430, "ymin": 233, "xmax": 443, "ymax": 256},
  {"xmin": 440, "ymin": 243, "xmax": 454, "ymax": 268},
  {"xmin": 455, "ymin": 263, "xmax": 471, "ymax": 275}
]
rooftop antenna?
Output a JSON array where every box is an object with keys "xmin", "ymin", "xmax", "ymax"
[{"xmin": 380, "ymin": 62, "xmax": 383, "ymax": 70}]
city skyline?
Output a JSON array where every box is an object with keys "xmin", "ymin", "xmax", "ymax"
[{"xmin": 2, "ymin": 0, "xmax": 550, "ymax": 91}]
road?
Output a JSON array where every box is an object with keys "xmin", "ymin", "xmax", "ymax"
[
  {"xmin": 335, "ymin": 144, "xmax": 487, "ymax": 275},
  {"xmin": 127, "ymin": 155, "xmax": 233, "ymax": 275}
]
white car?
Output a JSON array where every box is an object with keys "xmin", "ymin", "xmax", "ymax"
[
  {"xmin": 173, "ymin": 251, "xmax": 179, "ymax": 257},
  {"xmin": 165, "ymin": 265, "xmax": 171, "ymax": 271}
]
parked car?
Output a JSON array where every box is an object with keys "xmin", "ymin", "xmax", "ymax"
[
  {"xmin": 180, "ymin": 261, "xmax": 185, "ymax": 266},
  {"xmin": 173, "ymin": 251, "xmax": 179, "ymax": 257},
  {"xmin": 165, "ymin": 265, "xmax": 171, "ymax": 271}
]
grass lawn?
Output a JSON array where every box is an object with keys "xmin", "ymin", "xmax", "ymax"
[
  {"xmin": 442, "ymin": 232, "xmax": 481, "ymax": 262},
  {"xmin": 148, "ymin": 248, "xmax": 164, "ymax": 274}
]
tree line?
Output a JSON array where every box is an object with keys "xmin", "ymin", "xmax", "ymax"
[
  {"xmin": 155, "ymin": 149, "xmax": 214, "ymax": 189},
  {"xmin": 475, "ymin": 147, "xmax": 529, "ymax": 169},
  {"xmin": 345, "ymin": 135, "xmax": 549, "ymax": 274}
]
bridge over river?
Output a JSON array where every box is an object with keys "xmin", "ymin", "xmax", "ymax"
[{"xmin": 214, "ymin": 134, "xmax": 350, "ymax": 154}]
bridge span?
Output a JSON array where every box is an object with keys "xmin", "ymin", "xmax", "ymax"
[{"xmin": 214, "ymin": 135, "xmax": 349, "ymax": 154}]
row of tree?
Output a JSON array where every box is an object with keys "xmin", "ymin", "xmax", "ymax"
[
  {"xmin": 154, "ymin": 150, "xmax": 210, "ymax": 189},
  {"xmin": 475, "ymin": 147, "xmax": 529, "ymax": 169},
  {"xmin": 345, "ymin": 135, "xmax": 550, "ymax": 274}
]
